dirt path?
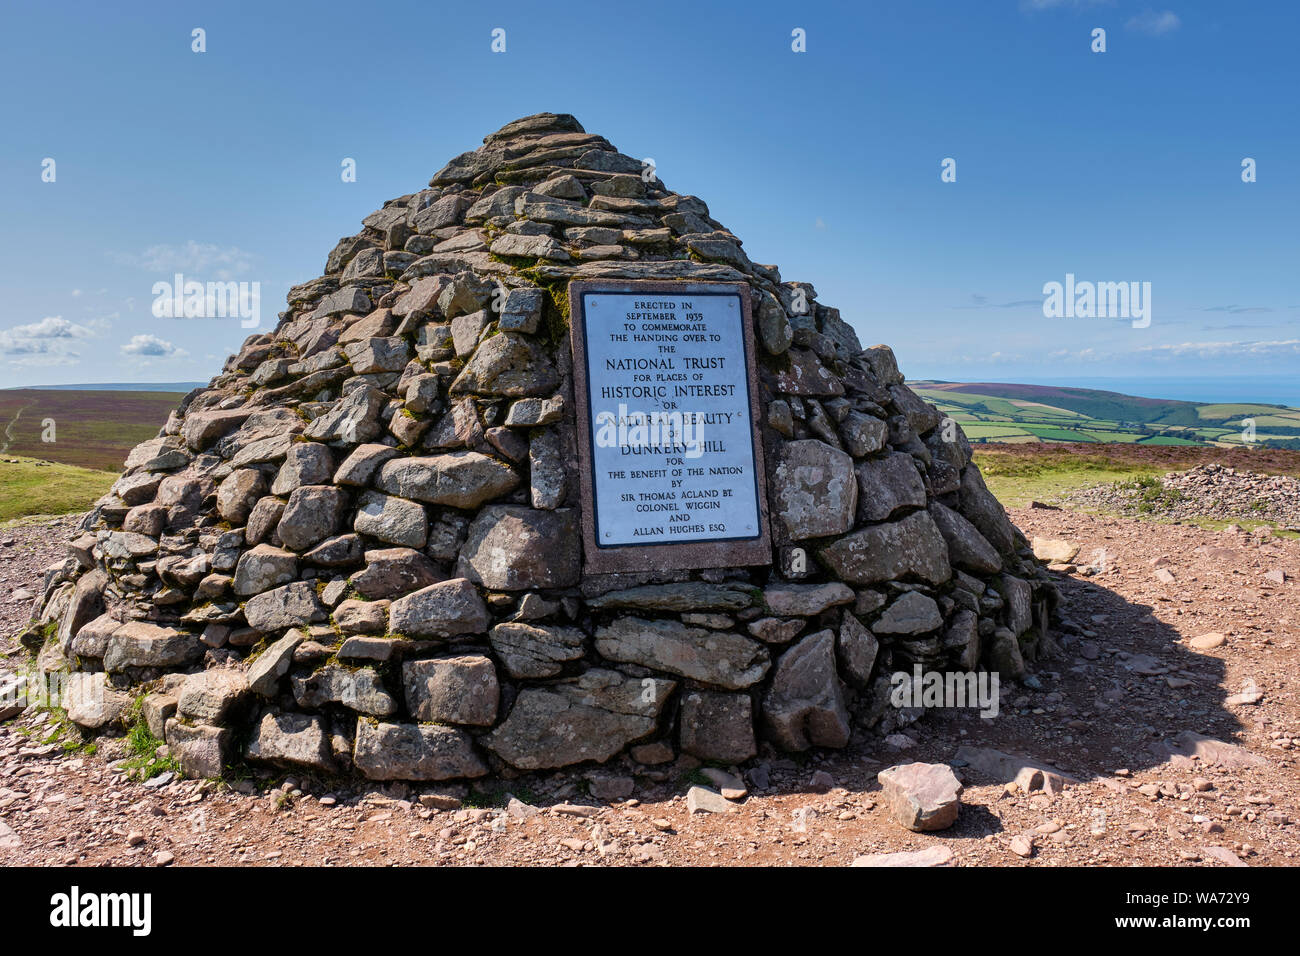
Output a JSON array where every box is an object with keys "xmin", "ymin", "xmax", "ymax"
[
  {"xmin": 1, "ymin": 508, "xmax": 1295, "ymax": 867},
  {"xmin": 0, "ymin": 403, "xmax": 31, "ymax": 455}
]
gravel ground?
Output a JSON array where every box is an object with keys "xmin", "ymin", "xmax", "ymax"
[
  {"xmin": 1064, "ymin": 464, "xmax": 1300, "ymax": 528},
  {"xmin": 1, "ymin": 507, "xmax": 1296, "ymax": 867}
]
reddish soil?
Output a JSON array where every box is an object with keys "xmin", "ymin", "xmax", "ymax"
[{"xmin": 1, "ymin": 506, "xmax": 1296, "ymax": 867}]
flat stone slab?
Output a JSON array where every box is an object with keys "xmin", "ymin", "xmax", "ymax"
[
  {"xmin": 595, "ymin": 617, "xmax": 769, "ymax": 690},
  {"xmin": 686, "ymin": 786, "xmax": 736, "ymax": 814},
  {"xmin": 953, "ymin": 746, "xmax": 1079, "ymax": 789},
  {"xmin": 1031, "ymin": 537, "xmax": 1080, "ymax": 563},
  {"xmin": 1189, "ymin": 632, "xmax": 1227, "ymax": 650},
  {"xmin": 851, "ymin": 846, "xmax": 953, "ymax": 867},
  {"xmin": 1149, "ymin": 732, "xmax": 1267, "ymax": 770},
  {"xmin": 586, "ymin": 582, "xmax": 755, "ymax": 612},
  {"xmin": 762, "ymin": 582, "xmax": 854, "ymax": 617}
]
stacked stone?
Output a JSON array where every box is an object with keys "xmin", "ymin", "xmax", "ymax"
[{"xmin": 28, "ymin": 113, "xmax": 1056, "ymax": 782}]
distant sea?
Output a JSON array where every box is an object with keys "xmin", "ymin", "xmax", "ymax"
[
  {"xmin": 1035, "ymin": 377, "xmax": 1300, "ymax": 407},
  {"xmin": 968, "ymin": 376, "xmax": 1300, "ymax": 408}
]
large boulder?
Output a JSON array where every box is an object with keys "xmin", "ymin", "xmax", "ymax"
[
  {"xmin": 855, "ymin": 452, "xmax": 926, "ymax": 523},
  {"xmin": 374, "ymin": 453, "xmax": 519, "ymax": 509},
  {"xmin": 873, "ymin": 591, "xmax": 943, "ymax": 635},
  {"xmin": 277, "ymin": 485, "xmax": 348, "ymax": 551},
  {"xmin": 353, "ymin": 720, "xmax": 487, "ymax": 781},
  {"xmin": 388, "ymin": 579, "xmax": 489, "ymax": 637},
  {"xmin": 483, "ymin": 669, "xmax": 675, "ymax": 770},
  {"xmin": 679, "ymin": 691, "xmax": 757, "ymax": 763},
  {"xmin": 246, "ymin": 711, "xmax": 334, "ymax": 772},
  {"xmin": 177, "ymin": 669, "xmax": 249, "ymax": 723},
  {"xmin": 246, "ymin": 631, "xmax": 304, "ymax": 696},
  {"xmin": 929, "ymin": 502, "xmax": 1001, "ymax": 574},
  {"xmin": 103, "ymin": 622, "xmax": 201, "ymax": 673},
  {"xmin": 165, "ymin": 720, "xmax": 230, "ymax": 778},
  {"xmin": 232, "ymin": 544, "xmax": 298, "ymax": 597},
  {"xmin": 449, "ymin": 332, "xmax": 559, "ymax": 397},
  {"xmin": 761, "ymin": 630, "xmax": 850, "ymax": 751},
  {"xmin": 594, "ymin": 617, "xmax": 770, "ymax": 690},
  {"xmin": 292, "ymin": 664, "xmax": 396, "ymax": 716},
  {"xmin": 770, "ymin": 439, "xmax": 857, "ymax": 540},
  {"xmin": 348, "ymin": 547, "xmax": 440, "ymax": 600},
  {"xmin": 818, "ymin": 510, "xmax": 952, "ymax": 586},
  {"xmin": 244, "ymin": 582, "xmax": 328, "ymax": 632},
  {"xmin": 958, "ymin": 466, "xmax": 1017, "ymax": 555},
  {"xmin": 488, "ymin": 622, "xmax": 586, "ymax": 678},
  {"xmin": 457, "ymin": 506, "xmax": 580, "ymax": 590},
  {"xmin": 353, "ymin": 491, "xmax": 428, "ymax": 548},
  {"xmin": 403, "ymin": 655, "xmax": 499, "ymax": 725}
]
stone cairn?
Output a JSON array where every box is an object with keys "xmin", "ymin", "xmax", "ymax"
[{"xmin": 27, "ymin": 113, "xmax": 1057, "ymax": 783}]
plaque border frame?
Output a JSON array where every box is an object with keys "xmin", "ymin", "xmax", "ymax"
[{"xmin": 567, "ymin": 279, "xmax": 772, "ymax": 574}]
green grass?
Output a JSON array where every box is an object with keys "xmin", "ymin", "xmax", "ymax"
[
  {"xmin": 1018, "ymin": 425, "xmax": 1101, "ymax": 442},
  {"xmin": 120, "ymin": 701, "xmax": 180, "ymax": 781},
  {"xmin": 1181, "ymin": 516, "xmax": 1299, "ymax": 539},
  {"xmin": 1114, "ymin": 474, "xmax": 1185, "ymax": 513},
  {"xmin": 1078, "ymin": 429, "xmax": 1144, "ymax": 443},
  {"xmin": 14, "ymin": 701, "xmax": 99, "ymax": 757},
  {"xmin": 1194, "ymin": 402, "xmax": 1296, "ymax": 421},
  {"xmin": 973, "ymin": 448, "xmax": 1165, "ymax": 508},
  {"xmin": 960, "ymin": 422, "xmax": 1035, "ymax": 440},
  {"xmin": 1137, "ymin": 435, "xmax": 1203, "ymax": 446},
  {"xmin": 0, "ymin": 456, "xmax": 117, "ymax": 524}
]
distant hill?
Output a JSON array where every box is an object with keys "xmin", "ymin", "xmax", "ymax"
[
  {"xmin": 911, "ymin": 381, "xmax": 1300, "ymax": 448},
  {"xmin": 0, "ymin": 389, "xmax": 184, "ymax": 472},
  {"xmin": 8, "ymin": 382, "xmax": 205, "ymax": 392}
]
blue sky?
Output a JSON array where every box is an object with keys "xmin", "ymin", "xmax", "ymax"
[{"xmin": 0, "ymin": 0, "xmax": 1296, "ymax": 400}]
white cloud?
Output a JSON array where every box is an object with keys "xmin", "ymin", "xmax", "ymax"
[
  {"xmin": 1045, "ymin": 347, "xmax": 1107, "ymax": 362},
  {"xmin": 0, "ymin": 315, "xmax": 110, "ymax": 365},
  {"xmin": 121, "ymin": 333, "xmax": 188, "ymax": 358},
  {"xmin": 1137, "ymin": 339, "xmax": 1300, "ymax": 359},
  {"xmin": 1020, "ymin": 0, "xmax": 1114, "ymax": 11},
  {"xmin": 1126, "ymin": 10, "xmax": 1181, "ymax": 35},
  {"xmin": 4, "ymin": 353, "xmax": 82, "ymax": 369},
  {"xmin": 4, "ymin": 316, "xmax": 94, "ymax": 340}
]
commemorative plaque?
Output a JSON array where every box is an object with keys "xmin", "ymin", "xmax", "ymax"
[{"xmin": 568, "ymin": 280, "xmax": 772, "ymax": 573}]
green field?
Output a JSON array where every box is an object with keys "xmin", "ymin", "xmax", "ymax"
[
  {"xmin": 0, "ymin": 389, "xmax": 184, "ymax": 472},
  {"xmin": 0, "ymin": 388, "xmax": 184, "ymax": 524},
  {"xmin": 914, "ymin": 381, "xmax": 1300, "ymax": 449},
  {"xmin": 0, "ymin": 457, "xmax": 117, "ymax": 524}
]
